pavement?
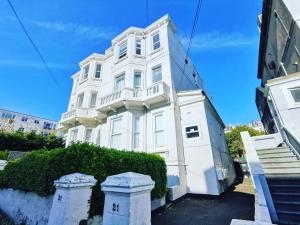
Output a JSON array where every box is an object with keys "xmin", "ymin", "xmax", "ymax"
[{"xmin": 152, "ymin": 178, "xmax": 255, "ymax": 225}]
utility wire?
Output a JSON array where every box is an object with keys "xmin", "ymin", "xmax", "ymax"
[
  {"xmin": 6, "ymin": 0, "xmax": 64, "ymax": 92},
  {"xmin": 146, "ymin": 0, "xmax": 149, "ymax": 25},
  {"xmin": 179, "ymin": 0, "xmax": 203, "ymax": 84}
]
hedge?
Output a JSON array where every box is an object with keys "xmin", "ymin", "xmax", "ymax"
[
  {"xmin": 0, "ymin": 151, "xmax": 8, "ymax": 160},
  {"xmin": 0, "ymin": 131, "xmax": 65, "ymax": 152},
  {"xmin": 0, "ymin": 143, "xmax": 167, "ymax": 217}
]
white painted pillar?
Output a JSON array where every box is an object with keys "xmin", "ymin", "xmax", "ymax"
[
  {"xmin": 101, "ymin": 172, "xmax": 155, "ymax": 225},
  {"xmin": 47, "ymin": 173, "xmax": 97, "ymax": 225}
]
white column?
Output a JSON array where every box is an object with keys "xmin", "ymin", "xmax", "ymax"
[
  {"xmin": 47, "ymin": 173, "xmax": 97, "ymax": 225},
  {"xmin": 101, "ymin": 172, "xmax": 155, "ymax": 225}
]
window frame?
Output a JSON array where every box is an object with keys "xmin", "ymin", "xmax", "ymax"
[
  {"xmin": 70, "ymin": 128, "xmax": 78, "ymax": 143},
  {"xmin": 133, "ymin": 71, "xmax": 142, "ymax": 89},
  {"xmin": 82, "ymin": 64, "xmax": 89, "ymax": 80},
  {"xmin": 95, "ymin": 63, "xmax": 102, "ymax": 79},
  {"xmin": 132, "ymin": 115, "xmax": 141, "ymax": 150},
  {"xmin": 118, "ymin": 41, "xmax": 127, "ymax": 59},
  {"xmin": 152, "ymin": 33, "xmax": 160, "ymax": 51},
  {"xmin": 153, "ymin": 112, "xmax": 165, "ymax": 149},
  {"xmin": 114, "ymin": 73, "xmax": 125, "ymax": 91},
  {"xmin": 185, "ymin": 125, "xmax": 200, "ymax": 139},
  {"xmin": 77, "ymin": 92, "xmax": 85, "ymax": 109},
  {"xmin": 290, "ymin": 87, "xmax": 300, "ymax": 104},
  {"xmin": 135, "ymin": 39, "xmax": 142, "ymax": 55},
  {"xmin": 152, "ymin": 65, "xmax": 162, "ymax": 84},
  {"xmin": 89, "ymin": 91, "xmax": 98, "ymax": 108},
  {"xmin": 84, "ymin": 128, "xmax": 93, "ymax": 143},
  {"xmin": 110, "ymin": 117, "xmax": 123, "ymax": 149}
]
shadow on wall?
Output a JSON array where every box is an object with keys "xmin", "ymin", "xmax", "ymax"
[{"xmin": 167, "ymin": 175, "xmax": 180, "ymax": 187}]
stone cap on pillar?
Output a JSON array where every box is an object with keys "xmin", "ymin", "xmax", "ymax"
[
  {"xmin": 54, "ymin": 173, "xmax": 97, "ymax": 188},
  {"xmin": 101, "ymin": 172, "xmax": 155, "ymax": 194}
]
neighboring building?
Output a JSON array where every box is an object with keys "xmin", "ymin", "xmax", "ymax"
[
  {"xmin": 58, "ymin": 15, "xmax": 236, "ymax": 200},
  {"xmin": 224, "ymin": 120, "xmax": 265, "ymax": 133},
  {"xmin": 0, "ymin": 108, "xmax": 57, "ymax": 136},
  {"xmin": 256, "ymin": 0, "xmax": 300, "ymax": 139}
]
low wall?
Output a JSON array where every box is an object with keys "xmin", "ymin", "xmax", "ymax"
[
  {"xmin": 252, "ymin": 133, "xmax": 283, "ymax": 150},
  {"xmin": 0, "ymin": 189, "xmax": 53, "ymax": 225}
]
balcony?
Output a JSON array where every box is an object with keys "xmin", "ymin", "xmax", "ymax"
[
  {"xmin": 97, "ymin": 81, "xmax": 170, "ymax": 113},
  {"xmin": 60, "ymin": 108, "xmax": 105, "ymax": 128}
]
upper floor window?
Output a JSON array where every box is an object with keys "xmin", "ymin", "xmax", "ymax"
[
  {"xmin": 185, "ymin": 126, "xmax": 200, "ymax": 138},
  {"xmin": 154, "ymin": 113, "xmax": 165, "ymax": 148},
  {"xmin": 95, "ymin": 64, "xmax": 102, "ymax": 79},
  {"xmin": 82, "ymin": 65, "xmax": 89, "ymax": 80},
  {"xmin": 152, "ymin": 33, "xmax": 160, "ymax": 50},
  {"xmin": 90, "ymin": 92, "xmax": 97, "ymax": 108},
  {"xmin": 152, "ymin": 66, "xmax": 162, "ymax": 83},
  {"xmin": 21, "ymin": 117, "xmax": 28, "ymax": 122},
  {"xmin": 43, "ymin": 122, "xmax": 52, "ymax": 130},
  {"xmin": 136, "ymin": 39, "xmax": 141, "ymax": 55},
  {"xmin": 290, "ymin": 87, "xmax": 300, "ymax": 103},
  {"xmin": 119, "ymin": 41, "xmax": 127, "ymax": 59},
  {"xmin": 34, "ymin": 120, "xmax": 39, "ymax": 124},
  {"xmin": 133, "ymin": 71, "xmax": 142, "ymax": 89},
  {"xmin": 115, "ymin": 74, "xmax": 125, "ymax": 91},
  {"xmin": 77, "ymin": 93, "xmax": 84, "ymax": 108}
]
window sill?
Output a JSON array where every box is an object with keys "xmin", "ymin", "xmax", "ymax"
[
  {"xmin": 133, "ymin": 54, "xmax": 145, "ymax": 59},
  {"xmin": 115, "ymin": 55, "xmax": 128, "ymax": 64},
  {"xmin": 154, "ymin": 148, "xmax": 169, "ymax": 154},
  {"xmin": 150, "ymin": 47, "xmax": 163, "ymax": 56},
  {"xmin": 92, "ymin": 78, "xmax": 102, "ymax": 82}
]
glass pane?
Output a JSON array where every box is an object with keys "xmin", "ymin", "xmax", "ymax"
[
  {"xmin": 77, "ymin": 94, "xmax": 84, "ymax": 108},
  {"xmin": 119, "ymin": 42, "xmax": 127, "ymax": 58},
  {"xmin": 153, "ymin": 34, "xmax": 159, "ymax": 43},
  {"xmin": 155, "ymin": 130, "xmax": 164, "ymax": 148},
  {"xmin": 90, "ymin": 93, "xmax": 97, "ymax": 108},
  {"xmin": 112, "ymin": 118, "xmax": 122, "ymax": 134},
  {"xmin": 134, "ymin": 116, "xmax": 140, "ymax": 132},
  {"xmin": 291, "ymin": 88, "xmax": 300, "ymax": 103},
  {"xmin": 85, "ymin": 129, "xmax": 92, "ymax": 142},
  {"xmin": 83, "ymin": 65, "xmax": 89, "ymax": 79},
  {"xmin": 71, "ymin": 129, "xmax": 78, "ymax": 141},
  {"xmin": 134, "ymin": 73, "xmax": 141, "ymax": 89},
  {"xmin": 153, "ymin": 66, "xmax": 162, "ymax": 83},
  {"xmin": 115, "ymin": 75, "xmax": 125, "ymax": 90},
  {"xmin": 96, "ymin": 129, "xmax": 101, "ymax": 146},
  {"xmin": 95, "ymin": 64, "xmax": 101, "ymax": 78},
  {"xmin": 133, "ymin": 133, "xmax": 140, "ymax": 149},
  {"xmin": 111, "ymin": 134, "xmax": 121, "ymax": 149}
]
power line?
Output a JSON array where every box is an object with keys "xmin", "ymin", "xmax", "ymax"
[
  {"xmin": 6, "ymin": 0, "xmax": 64, "ymax": 92},
  {"xmin": 146, "ymin": 0, "xmax": 149, "ymax": 25},
  {"xmin": 180, "ymin": 0, "xmax": 203, "ymax": 84}
]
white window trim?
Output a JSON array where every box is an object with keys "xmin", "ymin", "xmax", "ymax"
[
  {"xmin": 289, "ymin": 87, "xmax": 300, "ymax": 104},
  {"xmin": 69, "ymin": 128, "xmax": 78, "ymax": 143},
  {"xmin": 152, "ymin": 32, "xmax": 161, "ymax": 51},
  {"xmin": 133, "ymin": 71, "xmax": 142, "ymax": 89},
  {"xmin": 153, "ymin": 112, "xmax": 166, "ymax": 150},
  {"xmin": 84, "ymin": 128, "xmax": 93, "ymax": 143},
  {"xmin": 132, "ymin": 115, "xmax": 141, "ymax": 150},
  {"xmin": 89, "ymin": 91, "xmax": 98, "ymax": 108},
  {"xmin": 282, "ymin": 85, "xmax": 300, "ymax": 109},
  {"xmin": 81, "ymin": 64, "xmax": 89, "ymax": 81},
  {"xmin": 135, "ymin": 38, "xmax": 142, "ymax": 55},
  {"xmin": 110, "ymin": 116, "xmax": 123, "ymax": 148},
  {"xmin": 76, "ymin": 92, "xmax": 85, "ymax": 109},
  {"xmin": 95, "ymin": 63, "xmax": 102, "ymax": 79},
  {"xmin": 118, "ymin": 41, "xmax": 127, "ymax": 59},
  {"xmin": 152, "ymin": 65, "xmax": 162, "ymax": 84},
  {"xmin": 114, "ymin": 73, "xmax": 126, "ymax": 91}
]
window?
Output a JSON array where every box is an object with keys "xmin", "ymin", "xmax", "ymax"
[
  {"xmin": 84, "ymin": 128, "xmax": 93, "ymax": 143},
  {"xmin": 152, "ymin": 33, "xmax": 160, "ymax": 50},
  {"xmin": 119, "ymin": 41, "xmax": 127, "ymax": 59},
  {"xmin": 96, "ymin": 129, "xmax": 101, "ymax": 146},
  {"xmin": 152, "ymin": 66, "xmax": 162, "ymax": 83},
  {"xmin": 44, "ymin": 122, "xmax": 52, "ymax": 130},
  {"xmin": 70, "ymin": 129, "xmax": 78, "ymax": 143},
  {"xmin": 132, "ymin": 116, "xmax": 141, "ymax": 150},
  {"xmin": 111, "ymin": 117, "xmax": 122, "ymax": 149},
  {"xmin": 77, "ymin": 93, "xmax": 84, "ymax": 108},
  {"xmin": 154, "ymin": 113, "xmax": 165, "ymax": 148},
  {"xmin": 133, "ymin": 72, "xmax": 142, "ymax": 89},
  {"xmin": 18, "ymin": 127, "xmax": 24, "ymax": 132},
  {"xmin": 136, "ymin": 39, "xmax": 141, "ymax": 55},
  {"xmin": 185, "ymin": 126, "xmax": 200, "ymax": 138},
  {"xmin": 90, "ymin": 92, "xmax": 97, "ymax": 108},
  {"xmin": 95, "ymin": 64, "xmax": 102, "ymax": 79},
  {"xmin": 115, "ymin": 74, "xmax": 125, "ymax": 91},
  {"xmin": 82, "ymin": 65, "xmax": 89, "ymax": 80},
  {"xmin": 34, "ymin": 120, "xmax": 39, "ymax": 124},
  {"xmin": 290, "ymin": 87, "xmax": 300, "ymax": 103},
  {"xmin": 21, "ymin": 117, "xmax": 28, "ymax": 122}
]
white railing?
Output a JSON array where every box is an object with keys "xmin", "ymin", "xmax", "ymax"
[
  {"xmin": 99, "ymin": 90, "xmax": 123, "ymax": 105},
  {"xmin": 61, "ymin": 108, "xmax": 97, "ymax": 121},
  {"xmin": 62, "ymin": 109, "xmax": 76, "ymax": 120}
]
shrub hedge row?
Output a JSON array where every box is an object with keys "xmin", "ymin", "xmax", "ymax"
[
  {"xmin": 0, "ymin": 151, "xmax": 8, "ymax": 160},
  {"xmin": 0, "ymin": 143, "xmax": 167, "ymax": 217},
  {"xmin": 0, "ymin": 131, "xmax": 65, "ymax": 152}
]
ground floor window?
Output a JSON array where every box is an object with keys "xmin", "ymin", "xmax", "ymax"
[
  {"xmin": 185, "ymin": 125, "xmax": 200, "ymax": 138},
  {"xmin": 84, "ymin": 128, "xmax": 93, "ymax": 143},
  {"xmin": 96, "ymin": 129, "xmax": 101, "ymax": 146},
  {"xmin": 111, "ymin": 117, "xmax": 122, "ymax": 149},
  {"xmin": 154, "ymin": 113, "xmax": 165, "ymax": 148},
  {"xmin": 70, "ymin": 129, "xmax": 78, "ymax": 143},
  {"xmin": 132, "ymin": 115, "xmax": 141, "ymax": 150}
]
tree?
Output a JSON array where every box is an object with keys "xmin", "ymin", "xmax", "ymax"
[{"xmin": 226, "ymin": 125, "xmax": 265, "ymax": 159}]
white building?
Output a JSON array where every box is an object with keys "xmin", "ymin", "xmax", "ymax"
[
  {"xmin": 0, "ymin": 108, "xmax": 57, "ymax": 136},
  {"xmin": 58, "ymin": 15, "xmax": 235, "ymax": 199}
]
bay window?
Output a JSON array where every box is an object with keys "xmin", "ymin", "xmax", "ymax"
[
  {"xmin": 82, "ymin": 65, "xmax": 89, "ymax": 80},
  {"xmin": 152, "ymin": 66, "xmax": 162, "ymax": 83},
  {"xmin": 119, "ymin": 41, "xmax": 127, "ymax": 59},
  {"xmin": 77, "ymin": 93, "xmax": 84, "ymax": 108},
  {"xmin": 115, "ymin": 74, "xmax": 125, "ymax": 91},
  {"xmin": 152, "ymin": 33, "xmax": 160, "ymax": 50},
  {"xmin": 136, "ymin": 39, "xmax": 141, "ymax": 55},
  {"xmin": 154, "ymin": 113, "xmax": 165, "ymax": 148},
  {"xmin": 95, "ymin": 64, "xmax": 101, "ymax": 79},
  {"xmin": 90, "ymin": 92, "xmax": 97, "ymax": 108},
  {"xmin": 111, "ymin": 117, "xmax": 123, "ymax": 149}
]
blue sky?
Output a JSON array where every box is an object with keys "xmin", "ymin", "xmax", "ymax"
[{"xmin": 0, "ymin": 0, "xmax": 262, "ymax": 124}]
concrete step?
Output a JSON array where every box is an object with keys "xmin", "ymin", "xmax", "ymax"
[
  {"xmin": 274, "ymin": 200, "xmax": 300, "ymax": 212},
  {"xmin": 272, "ymin": 192, "xmax": 300, "ymax": 202},
  {"xmin": 258, "ymin": 152, "xmax": 295, "ymax": 159},
  {"xmin": 262, "ymin": 161, "xmax": 300, "ymax": 168},
  {"xmin": 269, "ymin": 184, "xmax": 300, "ymax": 193},
  {"xmin": 260, "ymin": 156, "xmax": 298, "ymax": 163},
  {"xmin": 267, "ymin": 178, "xmax": 300, "ymax": 186},
  {"xmin": 266, "ymin": 174, "xmax": 300, "ymax": 178},
  {"xmin": 264, "ymin": 167, "xmax": 300, "ymax": 175},
  {"xmin": 277, "ymin": 210, "xmax": 300, "ymax": 225},
  {"xmin": 256, "ymin": 147, "xmax": 291, "ymax": 155}
]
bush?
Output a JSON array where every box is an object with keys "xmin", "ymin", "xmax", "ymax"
[
  {"xmin": 0, "ymin": 143, "xmax": 167, "ymax": 217},
  {"xmin": 0, "ymin": 131, "xmax": 65, "ymax": 152},
  {"xmin": 226, "ymin": 125, "xmax": 265, "ymax": 159},
  {"xmin": 0, "ymin": 151, "xmax": 8, "ymax": 160}
]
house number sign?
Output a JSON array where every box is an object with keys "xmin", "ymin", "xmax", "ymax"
[{"xmin": 112, "ymin": 203, "xmax": 119, "ymax": 212}]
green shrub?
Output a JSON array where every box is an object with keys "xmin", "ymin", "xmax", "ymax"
[
  {"xmin": 0, "ymin": 131, "xmax": 65, "ymax": 152},
  {"xmin": 0, "ymin": 143, "xmax": 167, "ymax": 217},
  {"xmin": 0, "ymin": 151, "xmax": 8, "ymax": 160}
]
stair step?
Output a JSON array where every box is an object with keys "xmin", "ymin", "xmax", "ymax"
[
  {"xmin": 266, "ymin": 174, "xmax": 300, "ymax": 178},
  {"xmin": 262, "ymin": 161, "xmax": 300, "ymax": 168},
  {"xmin": 264, "ymin": 168, "xmax": 300, "ymax": 174},
  {"xmin": 272, "ymin": 192, "xmax": 300, "ymax": 201},
  {"xmin": 257, "ymin": 146, "xmax": 290, "ymax": 152},
  {"xmin": 277, "ymin": 210, "xmax": 300, "ymax": 225},
  {"xmin": 260, "ymin": 156, "xmax": 298, "ymax": 163},
  {"xmin": 270, "ymin": 184, "xmax": 300, "ymax": 193},
  {"xmin": 257, "ymin": 148, "xmax": 291, "ymax": 155},
  {"xmin": 258, "ymin": 152, "xmax": 295, "ymax": 159},
  {"xmin": 267, "ymin": 178, "xmax": 300, "ymax": 185},
  {"xmin": 274, "ymin": 200, "xmax": 300, "ymax": 212}
]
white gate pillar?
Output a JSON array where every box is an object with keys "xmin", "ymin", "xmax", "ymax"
[
  {"xmin": 101, "ymin": 172, "xmax": 155, "ymax": 225},
  {"xmin": 48, "ymin": 173, "xmax": 97, "ymax": 225}
]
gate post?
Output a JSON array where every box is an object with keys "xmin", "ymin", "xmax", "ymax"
[{"xmin": 101, "ymin": 172, "xmax": 155, "ymax": 225}]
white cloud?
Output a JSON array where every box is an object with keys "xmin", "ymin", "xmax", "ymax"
[
  {"xmin": 180, "ymin": 30, "xmax": 257, "ymax": 51},
  {"xmin": 0, "ymin": 59, "xmax": 73, "ymax": 70},
  {"xmin": 33, "ymin": 21, "xmax": 114, "ymax": 40}
]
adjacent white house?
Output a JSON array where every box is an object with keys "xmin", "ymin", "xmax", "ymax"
[{"xmin": 58, "ymin": 14, "xmax": 235, "ymax": 199}]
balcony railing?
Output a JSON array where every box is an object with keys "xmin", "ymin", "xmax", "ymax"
[
  {"xmin": 97, "ymin": 81, "xmax": 169, "ymax": 113},
  {"xmin": 60, "ymin": 108, "xmax": 103, "ymax": 127}
]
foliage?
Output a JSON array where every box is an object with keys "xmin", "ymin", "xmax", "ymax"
[
  {"xmin": 0, "ymin": 143, "xmax": 167, "ymax": 217},
  {"xmin": 0, "ymin": 151, "xmax": 8, "ymax": 160},
  {"xmin": 0, "ymin": 131, "xmax": 65, "ymax": 152},
  {"xmin": 226, "ymin": 125, "xmax": 265, "ymax": 159}
]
